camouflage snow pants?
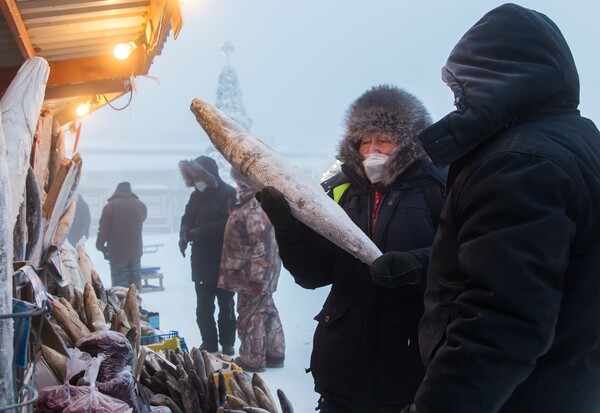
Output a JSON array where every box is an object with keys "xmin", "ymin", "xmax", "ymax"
[
  {"xmin": 237, "ymin": 293, "xmax": 285, "ymax": 369},
  {"xmin": 109, "ymin": 259, "xmax": 141, "ymax": 289}
]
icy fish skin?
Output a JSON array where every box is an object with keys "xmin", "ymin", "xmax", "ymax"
[
  {"xmin": 1, "ymin": 57, "xmax": 49, "ymax": 227},
  {"xmin": 190, "ymin": 98, "xmax": 382, "ymax": 265}
]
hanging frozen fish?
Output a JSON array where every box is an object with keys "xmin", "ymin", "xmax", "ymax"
[
  {"xmin": 1, "ymin": 57, "xmax": 49, "ymax": 227},
  {"xmin": 190, "ymin": 98, "xmax": 382, "ymax": 265}
]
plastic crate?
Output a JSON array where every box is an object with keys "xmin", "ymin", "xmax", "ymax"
[{"xmin": 141, "ymin": 330, "xmax": 188, "ymax": 352}]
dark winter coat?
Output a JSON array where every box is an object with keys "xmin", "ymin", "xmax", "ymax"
[
  {"xmin": 180, "ymin": 164, "xmax": 236, "ymax": 284},
  {"xmin": 410, "ymin": 4, "xmax": 600, "ymax": 413},
  {"xmin": 96, "ymin": 184, "xmax": 147, "ymax": 264},
  {"xmin": 275, "ymin": 160, "xmax": 445, "ymax": 412}
]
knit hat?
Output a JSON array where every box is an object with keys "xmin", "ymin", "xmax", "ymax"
[
  {"xmin": 114, "ymin": 181, "xmax": 132, "ymax": 193},
  {"xmin": 338, "ymin": 85, "xmax": 432, "ymax": 185}
]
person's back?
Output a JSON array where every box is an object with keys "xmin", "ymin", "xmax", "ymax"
[
  {"xmin": 393, "ymin": 4, "xmax": 600, "ymax": 412},
  {"xmin": 219, "ymin": 168, "xmax": 285, "ymax": 372},
  {"xmin": 96, "ymin": 182, "xmax": 147, "ymax": 288}
]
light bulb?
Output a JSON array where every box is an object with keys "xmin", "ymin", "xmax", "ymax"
[
  {"xmin": 114, "ymin": 41, "xmax": 137, "ymax": 60},
  {"xmin": 76, "ymin": 103, "xmax": 91, "ymax": 117}
]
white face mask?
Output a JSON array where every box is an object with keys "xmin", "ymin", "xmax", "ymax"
[
  {"xmin": 195, "ymin": 181, "xmax": 208, "ymax": 192},
  {"xmin": 362, "ymin": 153, "xmax": 389, "ymax": 184}
]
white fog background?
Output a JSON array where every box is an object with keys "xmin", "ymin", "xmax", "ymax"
[{"xmin": 66, "ymin": 1, "xmax": 599, "ymax": 411}]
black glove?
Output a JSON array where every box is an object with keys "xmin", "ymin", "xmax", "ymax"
[
  {"xmin": 187, "ymin": 228, "xmax": 202, "ymax": 242},
  {"xmin": 370, "ymin": 251, "xmax": 422, "ymax": 288},
  {"xmin": 97, "ymin": 245, "xmax": 109, "ymax": 260},
  {"xmin": 178, "ymin": 238, "xmax": 188, "ymax": 258},
  {"xmin": 255, "ymin": 186, "xmax": 298, "ymax": 229}
]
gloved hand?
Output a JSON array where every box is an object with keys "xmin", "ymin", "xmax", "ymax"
[
  {"xmin": 255, "ymin": 186, "xmax": 298, "ymax": 229},
  {"xmin": 178, "ymin": 238, "xmax": 188, "ymax": 258},
  {"xmin": 187, "ymin": 228, "xmax": 202, "ymax": 242},
  {"xmin": 370, "ymin": 251, "xmax": 422, "ymax": 289},
  {"xmin": 97, "ymin": 246, "xmax": 109, "ymax": 260},
  {"xmin": 250, "ymin": 282, "xmax": 264, "ymax": 297}
]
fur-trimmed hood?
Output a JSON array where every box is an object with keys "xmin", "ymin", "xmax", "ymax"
[
  {"xmin": 338, "ymin": 85, "xmax": 432, "ymax": 186},
  {"xmin": 179, "ymin": 155, "xmax": 221, "ymax": 189}
]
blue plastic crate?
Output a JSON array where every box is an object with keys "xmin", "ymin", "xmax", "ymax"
[{"xmin": 140, "ymin": 330, "xmax": 188, "ymax": 352}]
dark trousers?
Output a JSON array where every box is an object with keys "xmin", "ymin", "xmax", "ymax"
[{"xmin": 194, "ymin": 282, "xmax": 236, "ymax": 351}]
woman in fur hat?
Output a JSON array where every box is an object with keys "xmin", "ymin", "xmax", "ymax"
[{"xmin": 258, "ymin": 85, "xmax": 446, "ymax": 412}]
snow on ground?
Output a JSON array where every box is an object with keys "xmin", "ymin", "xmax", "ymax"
[{"xmin": 86, "ymin": 232, "xmax": 331, "ymax": 412}]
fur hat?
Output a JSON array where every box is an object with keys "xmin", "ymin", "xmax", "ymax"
[
  {"xmin": 338, "ymin": 85, "xmax": 432, "ymax": 185},
  {"xmin": 179, "ymin": 155, "xmax": 220, "ymax": 188}
]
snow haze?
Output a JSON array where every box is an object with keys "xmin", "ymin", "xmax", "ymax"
[{"xmin": 72, "ymin": 1, "xmax": 600, "ymax": 163}]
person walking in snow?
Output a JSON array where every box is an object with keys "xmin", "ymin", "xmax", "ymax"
[
  {"xmin": 96, "ymin": 182, "xmax": 147, "ymax": 289},
  {"xmin": 370, "ymin": 4, "xmax": 600, "ymax": 412},
  {"xmin": 257, "ymin": 85, "xmax": 446, "ymax": 412},
  {"xmin": 218, "ymin": 168, "xmax": 285, "ymax": 372},
  {"xmin": 179, "ymin": 156, "xmax": 237, "ymax": 355}
]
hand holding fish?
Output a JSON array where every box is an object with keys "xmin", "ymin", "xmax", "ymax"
[
  {"xmin": 255, "ymin": 186, "xmax": 298, "ymax": 230},
  {"xmin": 370, "ymin": 251, "xmax": 423, "ymax": 288}
]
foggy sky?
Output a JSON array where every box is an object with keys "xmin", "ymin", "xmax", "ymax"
[{"xmin": 77, "ymin": 1, "xmax": 600, "ymax": 163}]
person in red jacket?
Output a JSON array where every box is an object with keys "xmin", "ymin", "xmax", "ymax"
[{"xmin": 96, "ymin": 181, "xmax": 147, "ymax": 289}]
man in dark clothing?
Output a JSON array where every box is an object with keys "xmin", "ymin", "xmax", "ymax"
[
  {"xmin": 67, "ymin": 193, "xmax": 91, "ymax": 245},
  {"xmin": 370, "ymin": 4, "xmax": 600, "ymax": 413},
  {"xmin": 96, "ymin": 182, "xmax": 147, "ymax": 289},
  {"xmin": 258, "ymin": 85, "xmax": 445, "ymax": 412},
  {"xmin": 179, "ymin": 155, "xmax": 237, "ymax": 355}
]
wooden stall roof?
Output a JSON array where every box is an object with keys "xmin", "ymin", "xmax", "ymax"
[{"xmin": 0, "ymin": 0, "xmax": 183, "ymax": 127}]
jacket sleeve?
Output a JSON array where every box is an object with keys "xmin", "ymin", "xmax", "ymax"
[
  {"xmin": 410, "ymin": 153, "xmax": 576, "ymax": 412},
  {"xmin": 179, "ymin": 194, "xmax": 196, "ymax": 235},
  {"xmin": 95, "ymin": 204, "xmax": 111, "ymax": 251},
  {"xmin": 273, "ymin": 221, "xmax": 336, "ymax": 289},
  {"xmin": 244, "ymin": 208, "xmax": 270, "ymax": 284}
]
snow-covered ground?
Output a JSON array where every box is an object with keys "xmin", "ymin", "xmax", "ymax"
[{"xmin": 86, "ymin": 232, "xmax": 331, "ymax": 412}]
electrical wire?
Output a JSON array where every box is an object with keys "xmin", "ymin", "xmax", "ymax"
[{"xmin": 102, "ymin": 89, "xmax": 133, "ymax": 111}]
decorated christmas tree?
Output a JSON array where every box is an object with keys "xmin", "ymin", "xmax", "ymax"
[{"xmin": 204, "ymin": 40, "xmax": 253, "ymax": 185}]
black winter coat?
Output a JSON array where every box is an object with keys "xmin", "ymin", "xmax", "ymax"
[
  {"xmin": 180, "ymin": 182, "xmax": 236, "ymax": 284},
  {"xmin": 96, "ymin": 192, "xmax": 147, "ymax": 263},
  {"xmin": 275, "ymin": 160, "xmax": 444, "ymax": 412},
  {"xmin": 411, "ymin": 4, "xmax": 600, "ymax": 413}
]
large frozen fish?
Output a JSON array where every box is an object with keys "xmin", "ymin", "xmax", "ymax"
[
  {"xmin": 190, "ymin": 98, "xmax": 382, "ymax": 265},
  {"xmin": 0, "ymin": 57, "xmax": 48, "ymax": 406},
  {"xmin": 0, "ymin": 57, "xmax": 49, "ymax": 227}
]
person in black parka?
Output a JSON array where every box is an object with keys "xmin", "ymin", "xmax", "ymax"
[
  {"xmin": 371, "ymin": 4, "xmax": 600, "ymax": 413},
  {"xmin": 179, "ymin": 155, "xmax": 237, "ymax": 355},
  {"xmin": 96, "ymin": 182, "xmax": 147, "ymax": 289},
  {"xmin": 258, "ymin": 85, "xmax": 446, "ymax": 412}
]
